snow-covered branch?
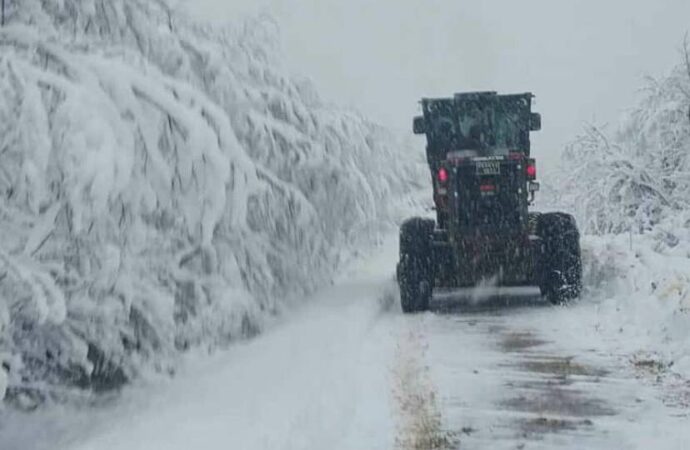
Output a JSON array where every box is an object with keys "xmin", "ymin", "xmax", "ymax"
[{"xmin": 560, "ymin": 61, "xmax": 690, "ymax": 235}]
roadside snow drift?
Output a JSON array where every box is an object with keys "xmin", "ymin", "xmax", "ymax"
[
  {"xmin": 0, "ymin": 0, "xmax": 425, "ymax": 404},
  {"xmin": 558, "ymin": 58, "xmax": 690, "ymax": 376}
]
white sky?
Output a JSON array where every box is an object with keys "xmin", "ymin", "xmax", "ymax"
[{"xmin": 187, "ymin": 0, "xmax": 690, "ymax": 168}]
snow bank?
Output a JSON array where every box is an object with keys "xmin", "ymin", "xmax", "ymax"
[
  {"xmin": 581, "ymin": 234, "xmax": 690, "ymax": 375},
  {"xmin": 558, "ymin": 56, "xmax": 690, "ymax": 377},
  {"xmin": 0, "ymin": 0, "xmax": 425, "ymax": 405}
]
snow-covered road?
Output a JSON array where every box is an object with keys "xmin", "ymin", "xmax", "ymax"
[
  {"xmin": 3, "ymin": 234, "xmax": 690, "ymax": 450},
  {"xmin": 423, "ymin": 296, "xmax": 690, "ymax": 449}
]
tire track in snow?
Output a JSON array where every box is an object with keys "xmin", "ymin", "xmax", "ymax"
[{"xmin": 390, "ymin": 319, "xmax": 457, "ymax": 450}]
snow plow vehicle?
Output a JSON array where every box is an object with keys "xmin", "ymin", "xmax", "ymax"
[{"xmin": 397, "ymin": 92, "xmax": 582, "ymax": 313}]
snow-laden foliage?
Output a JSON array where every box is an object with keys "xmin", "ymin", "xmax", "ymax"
[
  {"xmin": 0, "ymin": 1, "xmax": 425, "ymax": 404},
  {"xmin": 560, "ymin": 64, "xmax": 690, "ymax": 235}
]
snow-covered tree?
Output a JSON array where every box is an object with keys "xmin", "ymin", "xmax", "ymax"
[
  {"xmin": 559, "ymin": 54, "xmax": 690, "ymax": 236},
  {"xmin": 0, "ymin": 1, "xmax": 425, "ymax": 405}
]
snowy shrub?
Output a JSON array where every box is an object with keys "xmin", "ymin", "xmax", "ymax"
[
  {"xmin": 560, "ymin": 62, "xmax": 690, "ymax": 235},
  {"xmin": 0, "ymin": 1, "xmax": 425, "ymax": 405}
]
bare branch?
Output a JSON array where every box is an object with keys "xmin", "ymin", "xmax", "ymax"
[{"xmin": 682, "ymin": 32, "xmax": 690, "ymax": 121}]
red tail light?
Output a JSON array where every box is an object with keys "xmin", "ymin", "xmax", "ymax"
[
  {"xmin": 526, "ymin": 162, "xmax": 536, "ymax": 179},
  {"xmin": 438, "ymin": 167, "xmax": 448, "ymax": 183}
]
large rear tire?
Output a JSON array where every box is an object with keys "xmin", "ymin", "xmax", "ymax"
[
  {"xmin": 536, "ymin": 212, "xmax": 582, "ymax": 305},
  {"xmin": 397, "ymin": 218, "xmax": 435, "ymax": 313}
]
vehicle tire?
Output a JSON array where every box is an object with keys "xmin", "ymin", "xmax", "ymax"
[
  {"xmin": 536, "ymin": 212, "xmax": 582, "ymax": 305},
  {"xmin": 397, "ymin": 217, "xmax": 435, "ymax": 313}
]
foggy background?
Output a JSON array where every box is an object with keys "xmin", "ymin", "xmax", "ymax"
[{"xmin": 187, "ymin": 0, "xmax": 690, "ymax": 169}]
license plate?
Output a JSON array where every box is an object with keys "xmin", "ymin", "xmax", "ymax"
[{"xmin": 476, "ymin": 161, "xmax": 501, "ymax": 176}]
